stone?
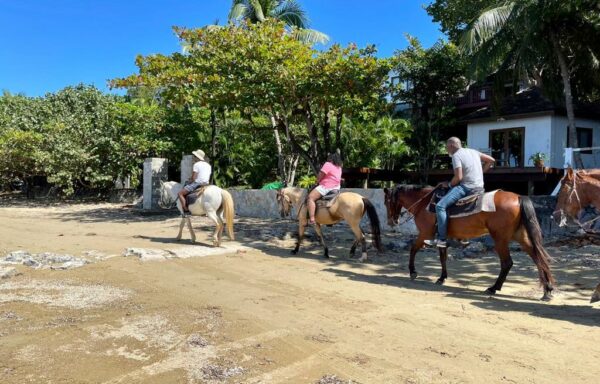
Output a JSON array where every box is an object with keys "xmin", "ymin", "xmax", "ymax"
[
  {"xmin": 50, "ymin": 260, "xmax": 89, "ymax": 270},
  {"xmin": 3, "ymin": 250, "xmax": 30, "ymax": 263},
  {"xmin": 123, "ymin": 248, "xmax": 167, "ymax": 261},
  {"xmin": 0, "ymin": 267, "xmax": 20, "ymax": 279}
]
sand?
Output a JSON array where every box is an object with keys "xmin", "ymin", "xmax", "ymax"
[{"xmin": 0, "ymin": 200, "xmax": 599, "ymax": 383}]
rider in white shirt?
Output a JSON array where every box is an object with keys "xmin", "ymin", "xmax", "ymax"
[{"xmin": 178, "ymin": 149, "xmax": 212, "ymax": 214}]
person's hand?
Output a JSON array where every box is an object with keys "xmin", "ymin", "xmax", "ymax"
[{"xmin": 438, "ymin": 181, "xmax": 449, "ymax": 188}]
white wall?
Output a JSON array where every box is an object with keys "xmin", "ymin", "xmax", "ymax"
[
  {"xmin": 551, "ymin": 116, "xmax": 600, "ymax": 168},
  {"xmin": 467, "ymin": 115, "xmax": 552, "ymax": 167}
]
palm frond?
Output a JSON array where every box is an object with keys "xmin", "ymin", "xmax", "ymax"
[
  {"xmin": 461, "ymin": 3, "xmax": 516, "ymax": 54},
  {"xmin": 291, "ymin": 28, "xmax": 329, "ymax": 45},
  {"xmin": 249, "ymin": 0, "xmax": 266, "ymax": 22},
  {"xmin": 273, "ymin": 0, "xmax": 309, "ymax": 28},
  {"xmin": 228, "ymin": 0, "xmax": 248, "ymax": 22}
]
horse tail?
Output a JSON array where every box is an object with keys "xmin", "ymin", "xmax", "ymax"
[
  {"xmin": 221, "ymin": 189, "xmax": 235, "ymax": 240},
  {"xmin": 519, "ymin": 196, "xmax": 555, "ymax": 286},
  {"xmin": 362, "ymin": 198, "xmax": 382, "ymax": 252}
]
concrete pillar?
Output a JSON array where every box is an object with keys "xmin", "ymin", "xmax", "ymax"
[
  {"xmin": 143, "ymin": 158, "xmax": 168, "ymax": 210},
  {"xmin": 181, "ymin": 155, "xmax": 194, "ymax": 184}
]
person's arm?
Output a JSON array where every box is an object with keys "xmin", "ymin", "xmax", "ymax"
[
  {"xmin": 480, "ymin": 153, "xmax": 496, "ymax": 173},
  {"xmin": 317, "ymin": 171, "xmax": 326, "ymax": 183},
  {"xmin": 449, "ymin": 167, "xmax": 463, "ymax": 187}
]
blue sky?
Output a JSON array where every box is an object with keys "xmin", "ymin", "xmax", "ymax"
[{"xmin": 0, "ymin": 0, "xmax": 443, "ymax": 96}]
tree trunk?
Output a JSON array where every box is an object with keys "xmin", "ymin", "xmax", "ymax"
[
  {"xmin": 287, "ymin": 154, "xmax": 300, "ymax": 186},
  {"xmin": 210, "ymin": 109, "xmax": 219, "ymax": 160},
  {"xmin": 551, "ymin": 31, "xmax": 581, "ymax": 167},
  {"xmin": 322, "ymin": 111, "xmax": 332, "ymax": 155},
  {"xmin": 271, "ymin": 115, "xmax": 287, "ymax": 182}
]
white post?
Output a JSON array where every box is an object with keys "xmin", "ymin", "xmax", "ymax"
[
  {"xmin": 564, "ymin": 147, "xmax": 574, "ymax": 169},
  {"xmin": 180, "ymin": 155, "xmax": 194, "ymax": 184},
  {"xmin": 143, "ymin": 158, "xmax": 168, "ymax": 210}
]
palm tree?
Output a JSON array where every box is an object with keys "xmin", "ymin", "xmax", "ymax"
[
  {"xmin": 461, "ymin": 0, "xmax": 600, "ymax": 151},
  {"xmin": 228, "ymin": 0, "xmax": 329, "ymax": 44}
]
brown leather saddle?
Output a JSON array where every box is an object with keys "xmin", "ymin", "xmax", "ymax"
[
  {"xmin": 428, "ymin": 187, "xmax": 485, "ymax": 218},
  {"xmin": 315, "ymin": 189, "xmax": 340, "ymax": 209},
  {"xmin": 186, "ymin": 185, "xmax": 208, "ymax": 206}
]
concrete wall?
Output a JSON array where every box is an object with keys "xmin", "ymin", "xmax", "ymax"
[
  {"xmin": 229, "ymin": 188, "xmax": 418, "ymax": 234},
  {"xmin": 229, "ymin": 189, "xmax": 567, "ymax": 238},
  {"xmin": 143, "ymin": 158, "xmax": 168, "ymax": 210}
]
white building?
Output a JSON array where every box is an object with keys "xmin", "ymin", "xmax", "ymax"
[{"xmin": 463, "ymin": 88, "xmax": 600, "ymax": 169}]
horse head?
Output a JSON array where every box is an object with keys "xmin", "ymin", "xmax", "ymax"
[
  {"xmin": 383, "ymin": 187, "xmax": 402, "ymax": 226},
  {"xmin": 276, "ymin": 189, "xmax": 292, "ymax": 218},
  {"xmin": 158, "ymin": 180, "xmax": 177, "ymax": 209},
  {"xmin": 553, "ymin": 168, "xmax": 582, "ymax": 226}
]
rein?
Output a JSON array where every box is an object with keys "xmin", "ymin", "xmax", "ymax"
[{"xmin": 394, "ymin": 187, "xmax": 438, "ymax": 226}]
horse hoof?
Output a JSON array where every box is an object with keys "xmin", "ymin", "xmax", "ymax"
[
  {"xmin": 485, "ymin": 287, "xmax": 496, "ymax": 295},
  {"xmin": 291, "ymin": 250, "xmax": 298, "ymax": 255},
  {"xmin": 541, "ymin": 293, "xmax": 553, "ymax": 302},
  {"xmin": 409, "ymin": 272, "xmax": 418, "ymax": 280},
  {"xmin": 435, "ymin": 279, "xmax": 445, "ymax": 285}
]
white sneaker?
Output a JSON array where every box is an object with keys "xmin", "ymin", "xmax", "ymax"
[{"xmin": 424, "ymin": 239, "xmax": 448, "ymax": 248}]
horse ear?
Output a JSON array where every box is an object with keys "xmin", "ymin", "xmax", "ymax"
[
  {"xmin": 566, "ymin": 167, "xmax": 574, "ymax": 179},
  {"xmin": 383, "ymin": 187, "xmax": 389, "ymax": 195}
]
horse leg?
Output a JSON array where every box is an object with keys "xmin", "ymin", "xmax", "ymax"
[
  {"xmin": 313, "ymin": 223, "xmax": 329, "ymax": 258},
  {"xmin": 292, "ymin": 220, "xmax": 305, "ymax": 255},
  {"xmin": 186, "ymin": 216, "xmax": 196, "ymax": 243},
  {"xmin": 346, "ymin": 221, "xmax": 367, "ymax": 262},
  {"xmin": 207, "ymin": 210, "xmax": 222, "ymax": 247},
  {"xmin": 176, "ymin": 217, "xmax": 185, "ymax": 241},
  {"xmin": 486, "ymin": 238, "xmax": 513, "ymax": 295},
  {"xmin": 349, "ymin": 240, "xmax": 358, "ymax": 258},
  {"xmin": 409, "ymin": 235, "xmax": 426, "ymax": 280},
  {"xmin": 436, "ymin": 247, "xmax": 448, "ymax": 285}
]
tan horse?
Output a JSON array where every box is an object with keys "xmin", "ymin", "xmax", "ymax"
[
  {"xmin": 552, "ymin": 168, "xmax": 600, "ymax": 303},
  {"xmin": 276, "ymin": 187, "xmax": 382, "ymax": 261}
]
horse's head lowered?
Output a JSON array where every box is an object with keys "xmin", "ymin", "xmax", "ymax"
[
  {"xmin": 552, "ymin": 168, "xmax": 584, "ymax": 227},
  {"xmin": 276, "ymin": 189, "xmax": 292, "ymax": 218},
  {"xmin": 158, "ymin": 181, "xmax": 178, "ymax": 209},
  {"xmin": 383, "ymin": 187, "xmax": 402, "ymax": 226}
]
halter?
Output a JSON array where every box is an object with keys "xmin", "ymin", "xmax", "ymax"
[
  {"xmin": 558, "ymin": 171, "xmax": 600, "ymax": 231},
  {"xmin": 391, "ymin": 187, "xmax": 438, "ymax": 227}
]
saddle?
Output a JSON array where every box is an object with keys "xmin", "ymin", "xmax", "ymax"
[
  {"xmin": 186, "ymin": 185, "xmax": 208, "ymax": 206},
  {"xmin": 428, "ymin": 187, "xmax": 486, "ymax": 218},
  {"xmin": 316, "ymin": 189, "xmax": 340, "ymax": 209}
]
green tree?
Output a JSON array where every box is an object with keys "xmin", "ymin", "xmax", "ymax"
[
  {"xmin": 113, "ymin": 21, "xmax": 391, "ymax": 181},
  {"xmin": 445, "ymin": 0, "xmax": 600, "ymax": 152},
  {"xmin": 228, "ymin": 0, "xmax": 329, "ymax": 44},
  {"xmin": 393, "ymin": 36, "xmax": 467, "ymax": 180}
]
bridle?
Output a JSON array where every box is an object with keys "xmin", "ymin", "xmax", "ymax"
[
  {"xmin": 556, "ymin": 172, "xmax": 600, "ymax": 231},
  {"xmin": 388, "ymin": 187, "xmax": 438, "ymax": 227},
  {"xmin": 276, "ymin": 189, "xmax": 293, "ymax": 218}
]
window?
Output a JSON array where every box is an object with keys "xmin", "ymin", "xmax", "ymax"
[
  {"xmin": 567, "ymin": 127, "xmax": 593, "ymax": 154},
  {"xmin": 479, "ymin": 88, "xmax": 487, "ymax": 100},
  {"xmin": 489, "ymin": 128, "xmax": 525, "ymax": 167}
]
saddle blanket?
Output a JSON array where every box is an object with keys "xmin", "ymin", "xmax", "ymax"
[
  {"xmin": 428, "ymin": 189, "xmax": 499, "ymax": 218},
  {"xmin": 186, "ymin": 185, "xmax": 208, "ymax": 206}
]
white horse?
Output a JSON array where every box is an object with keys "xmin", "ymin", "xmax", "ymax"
[{"xmin": 159, "ymin": 181, "xmax": 235, "ymax": 246}]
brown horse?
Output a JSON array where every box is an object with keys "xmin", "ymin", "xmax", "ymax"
[
  {"xmin": 276, "ymin": 187, "xmax": 382, "ymax": 261},
  {"xmin": 552, "ymin": 168, "xmax": 600, "ymax": 303},
  {"xmin": 383, "ymin": 185, "xmax": 555, "ymax": 300}
]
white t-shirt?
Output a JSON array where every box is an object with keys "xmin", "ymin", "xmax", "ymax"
[
  {"xmin": 451, "ymin": 148, "xmax": 484, "ymax": 189},
  {"xmin": 193, "ymin": 161, "xmax": 211, "ymax": 184}
]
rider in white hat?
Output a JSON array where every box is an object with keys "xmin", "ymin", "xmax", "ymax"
[{"xmin": 178, "ymin": 149, "xmax": 212, "ymax": 214}]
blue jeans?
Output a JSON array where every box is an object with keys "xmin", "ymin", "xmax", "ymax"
[{"xmin": 435, "ymin": 184, "xmax": 472, "ymax": 241}]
